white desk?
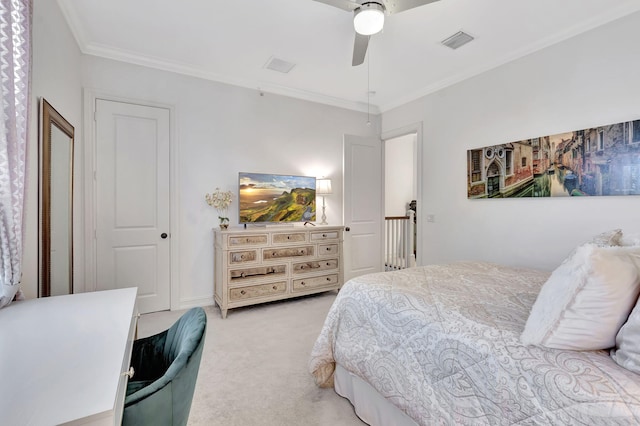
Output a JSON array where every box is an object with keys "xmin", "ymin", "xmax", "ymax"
[{"xmin": 0, "ymin": 288, "xmax": 138, "ymax": 425}]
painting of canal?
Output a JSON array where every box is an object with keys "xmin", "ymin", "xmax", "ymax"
[{"xmin": 467, "ymin": 118, "xmax": 640, "ymax": 198}]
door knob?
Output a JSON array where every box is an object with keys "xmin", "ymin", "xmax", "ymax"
[
  {"xmin": 161, "ymin": 233, "xmax": 168, "ymax": 239},
  {"xmin": 345, "ymin": 227, "xmax": 350, "ymax": 232}
]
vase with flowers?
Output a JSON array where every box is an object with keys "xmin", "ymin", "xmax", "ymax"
[{"xmin": 205, "ymin": 188, "xmax": 233, "ymax": 229}]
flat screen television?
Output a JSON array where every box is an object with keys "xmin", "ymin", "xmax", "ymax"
[{"xmin": 238, "ymin": 172, "xmax": 316, "ymax": 224}]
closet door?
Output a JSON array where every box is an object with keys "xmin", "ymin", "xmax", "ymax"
[{"xmin": 94, "ymin": 99, "xmax": 171, "ymax": 313}]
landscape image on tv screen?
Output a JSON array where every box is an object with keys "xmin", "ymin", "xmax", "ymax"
[{"xmin": 239, "ymin": 172, "xmax": 316, "ymax": 223}]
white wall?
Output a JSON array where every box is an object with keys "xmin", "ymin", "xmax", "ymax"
[
  {"xmin": 382, "ymin": 11, "xmax": 640, "ymax": 271},
  {"xmin": 385, "ymin": 133, "xmax": 416, "ymax": 216},
  {"xmin": 81, "ymin": 56, "xmax": 379, "ymax": 307},
  {"xmin": 24, "ymin": 0, "xmax": 83, "ymax": 299}
]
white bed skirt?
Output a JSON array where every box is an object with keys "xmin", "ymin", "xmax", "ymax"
[{"xmin": 334, "ymin": 363, "xmax": 419, "ymax": 426}]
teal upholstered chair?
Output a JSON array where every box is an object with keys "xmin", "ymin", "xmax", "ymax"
[{"xmin": 122, "ymin": 307, "xmax": 207, "ymax": 426}]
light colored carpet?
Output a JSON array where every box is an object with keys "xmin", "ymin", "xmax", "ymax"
[{"xmin": 137, "ymin": 292, "xmax": 365, "ymax": 426}]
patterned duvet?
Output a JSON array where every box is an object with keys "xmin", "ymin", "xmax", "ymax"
[{"xmin": 309, "ymin": 262, "xmax": 640, "ymax": 425}]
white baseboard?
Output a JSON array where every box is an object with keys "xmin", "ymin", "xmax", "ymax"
[{"xmin": 178, "ymin": 296, "xmax": 215, "ymax": 310}]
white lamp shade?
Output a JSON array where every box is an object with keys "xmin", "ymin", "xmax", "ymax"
[
  {"xmin": 316, "ymin": 178, "xmax": 332, "ymax": 195},
  {"xmin": 353, "ymin": 3, "xmax": 384, "ymax": 36}
]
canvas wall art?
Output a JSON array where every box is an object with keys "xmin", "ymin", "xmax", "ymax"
[{"xmin": 467, "ymin": 118, "xmax": 640, "ymax": 198}]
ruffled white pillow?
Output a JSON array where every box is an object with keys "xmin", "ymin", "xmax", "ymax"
[
  {"xmin": 521, "ymin": 244, "xmax": 640, "ymax": 350},
  {"xmin": 589, "ymin": 228, "xmax": 623, "ymax": 246},
  {"xmin": 620, "ymin": 233, "xmax": 640, "ymax": 247}
]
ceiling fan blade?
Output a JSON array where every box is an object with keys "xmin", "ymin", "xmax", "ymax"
[
  {"xmin": 381, "ymin": 0, "xmax": 440, "ymax": 14},
  {"xmin": 312, "ymin": 0, "xmax": 360, "ymax": 12},
  {"xmin": 352, "ymin": 33, "xmax": 369, "ymax": 66}
]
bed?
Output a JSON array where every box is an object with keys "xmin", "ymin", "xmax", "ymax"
[{"xmin": 309, "ymin": 261, "xmax": 640, "ymax": 425}]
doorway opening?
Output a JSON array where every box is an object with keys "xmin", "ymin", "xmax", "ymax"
[{"xmin": 383, "ymin": 132, "xmax": 417, "ymax": 271}]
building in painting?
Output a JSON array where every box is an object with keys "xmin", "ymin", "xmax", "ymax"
[
  {"xmin": 467, "ymin": 142, "xmax": 534, "ymax": 198},
  {"xmin": 578, "ymin": 120, "xmax": 640, "ymax": 196},
  {"xmin": 531, "ymin": 136, "xmax": 551, "ymax": 176}
]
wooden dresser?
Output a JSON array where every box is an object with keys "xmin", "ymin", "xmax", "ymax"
[{"xmin": 213, "ymin": 225, "xmax": 343, "ymax": 318}]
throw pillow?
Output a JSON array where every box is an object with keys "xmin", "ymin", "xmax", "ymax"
[
  {"xmin": 611, "ymin": 300, "xmax": 640, "ymax": 374},
  {"xmin": 621, "ymin": 233, "xmax": 640, "ymax": 247},
  {"xmin": 589, "ymin": 229, "xmax": 623, "ymax": 246},
  {"xmin": 521, "ymin": 244, "xmax": 640, "ymax": 350}
]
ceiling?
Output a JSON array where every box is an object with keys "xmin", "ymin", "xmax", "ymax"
[{"xmin": 57, "ymin": 0, "xmax": 640, "ymax": 113}]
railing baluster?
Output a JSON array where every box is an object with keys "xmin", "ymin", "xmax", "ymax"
[{"xmin": 384, "ymin": 211, "xmax": 416, "ymax": 271}]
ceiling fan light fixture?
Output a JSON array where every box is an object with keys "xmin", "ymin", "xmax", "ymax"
[{"xmin": 353, "ymin": 2, "xmax": 385, "ymax": 36}]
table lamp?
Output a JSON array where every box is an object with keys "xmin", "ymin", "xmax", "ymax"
[{"xmin": 316, "ymin": 178, "xmax": 332, "ymax": 225}]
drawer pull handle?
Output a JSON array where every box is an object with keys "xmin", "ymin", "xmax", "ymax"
[
  {"xmin": 272, "ymin": 285, "xmax": 278, "ymax": 290},
  {"xmin": 322, "ymin": 234, "xmax": 327, "ymax": 237},
  {"xmin": 300, "ymin": 265, "xmax": 305, "ymax": 269},
  {"xmin": 123, "ymin": 367, "xmax": 135, "ymax": 379},
  {"xmin": 301, "ymin": 281, "xmax": 305, "ymax": 286},
  {"xmin": 240, "ymin": 290, "xmax": 246, "ymax": 295},
  {"xmin": 326, "ymin": 262, "xmax": 330, "ymax": 266},
  {"xmin": 287, "ymin": 236, "xmax": 290, "ymax": 239},
  {"xmin": 246, "ymin": 238, "xmax": 250, "ymax": 242},
  {"xmin": 326, "ymin": 277, "xmax": 331, "ymax": 281},
  {"xmin": 326, "ymin": 247, "xmax": 331, "ymax": 251}
]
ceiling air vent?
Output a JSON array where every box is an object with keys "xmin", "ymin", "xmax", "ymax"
[
  {"xmin": 264, "ymin": 56, "xmax": 296, "ymax": 74},
  {"xmin": 441, "ymin": 31, "xmax": 474, "ymax": 50}
]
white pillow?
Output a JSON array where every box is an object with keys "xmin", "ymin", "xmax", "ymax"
[
  {"xmin": 620, "ymin": 233, "xmax": 640, "ymax": 247},
  {"xmin": 611, "ymin": 300, "xmax": 640, "ymax": 373},
  {"xmin": 611, "ymin": 234, "xmax": 640, "ymax": 372},
  {"xmin": 589, "ymin": 228, "xmax": 623, "ymax": 246},
  {"xmin": 521, "ymin": 244, "xmax": 640, "ymax": 350}
]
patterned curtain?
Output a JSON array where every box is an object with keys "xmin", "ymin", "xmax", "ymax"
[{"xmin": 0, "ymin": 0, "xmax": 31, "ymax": 308}]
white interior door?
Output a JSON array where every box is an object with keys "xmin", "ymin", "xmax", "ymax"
[
  {"xmin": 343, "ymin": 134, "xmax": 384, "ymax": 282},
  {"xmin": 95, "ymin": 99, "xmax": 171, "ymax": 313}
]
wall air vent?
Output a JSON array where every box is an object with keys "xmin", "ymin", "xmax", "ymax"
[
  {"xmin": 441, "ymin": 31, "xmax": 474, "ymax": 50},
  {"xmin": 264, "ymin": 56, "xmax": 296, "ymax": 73}
]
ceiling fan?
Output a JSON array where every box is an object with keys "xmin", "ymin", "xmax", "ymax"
[{"xmin": 313, "ymin": 0, "xmax": 440, "ymax": 66}]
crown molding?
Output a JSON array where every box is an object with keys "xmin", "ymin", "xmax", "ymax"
[
  {"xmin": 56, "ymin": 0, "xmax": 89, "ymax": 51},
  {"xmin": 82, "ymin": 41, "xmax": 380, "ymax": 114}
]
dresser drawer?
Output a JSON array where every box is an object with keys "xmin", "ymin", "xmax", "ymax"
[
  {"xmin": 318, "ymin": 244, "xmax": 339, "ymax": 256},
  {"xmin": 311, "ymin": 230, "xmax": 339, "ymax": 241},
  {"xmin": 263, "ymin": 246, "xmax": 314, "ymax": 260},
  {"xmin": 229, "ymin": 250, "xmax": 258, "ymax": 264},
  {"xmin": 229, "ymin": 264, "xmax": 287, "ymax": 282},
  {"xmin": 229, "ymin": 281, "xmax": 287, "ymax": 301},
  {"xmin": 228, "ymin": 234, "xmax": 268, "ymax": 246},
  {"xmin": 292, "ymin": 259, "xmax": 338, "ymax": 274},
  {"xmin": 272, "ymin": 232, "xmax": 306, "ymax": 244},
  {"xmin": 293, "ymin": 274, "xmax": 339, "ymax": 291}
]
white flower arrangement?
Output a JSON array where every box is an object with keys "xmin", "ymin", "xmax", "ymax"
[{"xmin": 205, "ymin": 188, "xmax": 233, "ymax": 224}]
